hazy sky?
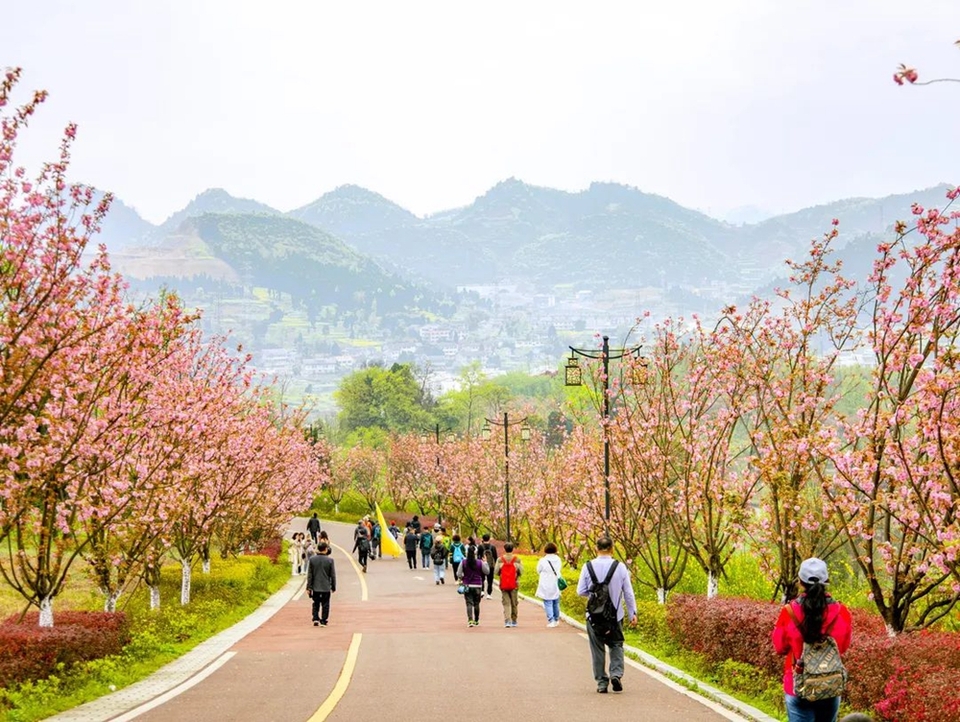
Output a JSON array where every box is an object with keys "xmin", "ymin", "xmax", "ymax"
[{"xmin": 3, "ymin": 1, "xmax": 959, "ymax": 224}]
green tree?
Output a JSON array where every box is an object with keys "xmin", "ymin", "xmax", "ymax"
[{"xmin": 334, "ymin": 363, "xmax": 433, "ymax": 437}]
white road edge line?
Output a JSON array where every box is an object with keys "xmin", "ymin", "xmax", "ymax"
[
  {"xmin": 576, "ymin": 632, "xmax": 749, "ymax": 722},
  {"xmin": 108, "ymin": 651, "xmax": 237, "ymax": 722}
]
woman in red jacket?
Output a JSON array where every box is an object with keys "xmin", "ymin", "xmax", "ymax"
[{"xmin": 772, "ymin": 557, "xmax": 853, "ymax": 722}]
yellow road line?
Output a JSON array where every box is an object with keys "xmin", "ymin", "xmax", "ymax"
[
  {"xmin": 307, "ymin": 633, "xmax": 362, "ymax": 722},
  {"xmin": 331, "ymin": 542, "xmax": 368, "ymax": 601}
]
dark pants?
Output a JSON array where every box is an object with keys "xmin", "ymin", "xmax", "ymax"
[
  {"xmin": 464, "ymin": 586, "xmax": 483, "ymax": 622},
  {"xmin": 311, "ymin": 591, "xmax": 331, "ymax": 623},
  {"xmin": 370, "ymin": 539, "xmax": 380, "ymax": 558},
  {"xmin": 406, "ymin": 550, "xmax": 417, "ymax": 569},
  {"xmin": 485, "ymin": 571, "xmax": 495, "ymax": 595},
  {"xmin": 357, "ymin": 542, "xmax": 368, "ymax": 568},
  {"xmin": 451, "ymin": 560, "xmax": 461, "ymax": 580}
]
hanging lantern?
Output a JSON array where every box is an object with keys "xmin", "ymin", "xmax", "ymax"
[{"xmin": 564, "ymin": 354, "xmax": 582, "ymax": 386}]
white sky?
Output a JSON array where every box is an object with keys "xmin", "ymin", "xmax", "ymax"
[{"xmin": 3, "ymin": 0, "xmax": 959, "ymax": 224}]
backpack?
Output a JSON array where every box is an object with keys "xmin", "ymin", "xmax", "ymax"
[
  {"xmin": 431, "ymin": 544, "xmax": 446, "ymax": 563},
  {"xmin": 483, "ymin": 544, "xmax": 496, "ymax": 570},
  {"xmin": 499, "ymin": 556, "xmax": 519, "ymax": 591},
  {"xmin": 421, "ymin": 532, "xmax": 433, "ymax": 549},
  {"xmin": 586, "ymin": 560, "xmax": 621, "ymax": 639},
  {"xmin": 452, "ymin": 543, "xmax": 464, "ymax": 563},
  {"xmin": 786, "ymin": 604, "xmax": 848, "ymax": 701}
]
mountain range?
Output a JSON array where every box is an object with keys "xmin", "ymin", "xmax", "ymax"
[{"xmin": 101, "ymin": 180, "xmax": 956, "ymax": 295}]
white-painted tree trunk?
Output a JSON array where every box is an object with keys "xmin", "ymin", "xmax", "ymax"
[
  {"xmin": 707, "ymin": 572, "xmax": 720, "ymax": 599},
  {"xmin": 103, "ymin": 591, "xmax": 120, "ymax": 613},
  {"xmin": 149, "ymin": 585, "xmax": 161, "ymax": 611},
  {"xmin": 886, "ymin": 622, "xmax": 897, "ymax": 638},
  {"xmin": 39, "ymin": 596, "xmax": 54, "ymax": 627},
  {"xmin": 656, "ymin": 587, "xmax": 667, "ymax": 605},
  {"xmin": 334, "ymin": 502, "xmax": 340, "ymax": 513},
  {"xmin": 181, "ymin": 560, "xmax": 192, "ymax": 605},
  {"xmin": 202, "ymin": 558, "xmax": 211, "ymax": 574}
]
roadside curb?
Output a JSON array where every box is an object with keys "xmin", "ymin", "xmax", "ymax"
[
  {"xmin": 46, "ymin": 573, "xmax": 305, "ymax": 722},
  {"xmin": 516, "ymin": 589, "xmax": 779, "ymax": 722}
]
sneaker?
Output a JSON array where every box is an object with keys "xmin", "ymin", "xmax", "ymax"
[
  {"xmin": 546, "ymin": 621, "xmax": 553, "ymax": 627},
  {"xmin": 486, "ymin": 593, "xmax": 492, "ymax": 599},
  {"xmin": 436, "ymin": 581, "xmax": 440, "ymax": 585},
  {"xmin": 611, "ymin": 677, "xmax": 622, "ymax": 692},
  {"xmin": 597, "ymin": 685, "xmax": 608, "ymax": 694},
  {"xmin": 504, "ymin": 621, "xmax": 511, "ymax": 627},
  {"xmin": 313, "ymin": 621, "xmax": 319, "ymax": 627},
  {"xmin": 320, "ymin": 620, "xmax": 328, "ymax": 626},
  {"xmin": 440, "ymin": 578, "xmax": 445, "ymax": 585}
]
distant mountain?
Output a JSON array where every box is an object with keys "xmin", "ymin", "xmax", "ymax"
[
  {"xmin": 288, "ymin": 184, "xmax": 418, "ymax": 238},
  {"xmin": 300, "ymin": 179, "xmax": 740, "ymax": 288},
  {"xmin": 90, "ymin": 193, "xmax": 157, "ymax": 252},
  {"xmin": 189, "ymin": 213, "xmax": 452, "ymax": 316},
  {"xmin": 104, "ymin": 180, "xmax": 958, "ymax": 296},
  {"xmin": 157, "ymin": 188, "xmax": 281, "ymax": 236}
]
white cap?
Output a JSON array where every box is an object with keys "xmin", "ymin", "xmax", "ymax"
[{"xmin": 799, "ymin": 557, "xmax": 829, "ymax": 584}]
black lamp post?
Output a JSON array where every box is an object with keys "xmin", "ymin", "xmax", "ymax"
[
  {"xmin": 565, "ymin": 334, "xmax": 642, "ymax": 532},
  {"xmin": 481, "ymin": 413, "xmax": 530, "ymax": 543},
  {"xmin": 420, "ymin": 424, "xmax": 454, "ymax": 525}
]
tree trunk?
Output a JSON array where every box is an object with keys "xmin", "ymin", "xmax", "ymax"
[
  {"xmin": 181, "ymin": 560, "xmax": 192, "ymax": 605},
  {"xmin": 103, "ymin": 591, "xmax": 120, "ymax": 613},
  {"xmin": 707, "ymin": 572, "xmax": 720, "ymax": 599},
  {"xmin": 149, "ymin": 585, "xmax": 161, "ymax": 611},
  {"xmin": 39, "ymin": 596, "xmax": 54, "ymax": 627},
  {"xmin": 202, "ymin": 557, "xmax": 211, "ymax": 574},
  {"xmin": 656, "ymin": 587, "xmax": 667, "ymax": 605}
]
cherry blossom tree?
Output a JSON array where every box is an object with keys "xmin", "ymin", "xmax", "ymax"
[
  {"xmin": 825, "ymin": 191, "xmax": 960, "ymax": 633},
  {"xmin": 726, "ymin": 225, "xmax": 861, "ymax": 602}
]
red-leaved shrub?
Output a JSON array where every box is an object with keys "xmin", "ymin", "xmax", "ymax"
[
  {"xmin": 245, "ymin": 537, "xmax": 282, "ymax": 564},
  {"xmin": 663, "ymin": 594, "xmax": 960, "ymax": 719},
  {"xmin": 0, "ymin": 611, "xmax": 130, "ymax": 688},
  {"xmin": 666, "ymin": 595, "xmax": 782, "ymax": 676}
]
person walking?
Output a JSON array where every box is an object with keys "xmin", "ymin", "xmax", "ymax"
[
  {"xmin": 419, "ymin": 527, "xmax": 434, "ymax": 569},
  {"xmin": 457, "ymin": 543, "xmax": 489, "ymax": 627},
  {"xmin": 370, "ymin": 520, "xmax": 381, "ymax": 560},
  {"xmin": 430, "ymin": 538, "xmax": 448, "ymax": 585},
  {"xmin": 576, "ymin": 536, "xmax": 637, "ymax": 694},
  {"xmin": 353, "ymin": 520, "xmax": 370, "ymax": 573},
  {"xmin": 306, "ymin": 513, "xmax": 321, "ymax": 544},
  {"xmin": 772, "ymin": 557, "xmax": 852, "ymax": 722},
  {"xmin": 495, "ymin": 542, "xmax": 523, "ymax": 627},
  {"xmin": 404, "ymin": 526, "xmax": 420, "ymax": 570},
  {"xmin": 307, "ymin": 541, "xmax": 336, "ymax": 626},
  {"xmin": 481, "ymin": 533, "xmax": 498, "ymax": 599},
  {"xmin": 388, "ymin": 520, "xmax": 401, "ymax": 539},
  {"xmin": 289, "ymin": 533, "xmax": 302, "ymax": 576},
  {"xmin": 536, "ymin": 542, "xmax": 564, "ymax": 627},
  {"xmin": 449, "ymin": 534, "xmax": 466, "ymax": 581}
]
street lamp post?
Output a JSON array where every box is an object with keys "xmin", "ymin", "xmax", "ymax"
[
  {"xmin": 481, "ymin": 413, "xmax": 530, "ymax": 544},
  {"xmin": 420, "ymin": 424, "xmax": 454, "ymax": 526},
  {"xmin": 565, "ymin": 334, "xmax": 642, "ymax": 532}
]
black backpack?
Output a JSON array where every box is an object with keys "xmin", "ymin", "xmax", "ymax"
[{"xmin": 586, "ymin": 560, "xmax": 621, "ymax": 639}]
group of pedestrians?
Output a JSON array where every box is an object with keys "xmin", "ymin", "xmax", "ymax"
[{"xmin": 298, "ymin": 514, "xmax": 861, "ymax": 719}]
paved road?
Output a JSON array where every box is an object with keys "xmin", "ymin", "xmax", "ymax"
[{"xmin": 64, "ymin": 520, "xmax": 762, "ymax": 721}]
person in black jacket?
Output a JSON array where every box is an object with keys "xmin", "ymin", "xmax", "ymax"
[
  {"xmin": 306, "ymin": 513, "xmax": 321, "ymax": 544},
  {"xmin": 404, "ymin": 527, "xmax": 420, "ymax": 569},
  {"xmin": 307, "ymin": 542, "xmax": 336, "ymax": 626},
  {"xmin": 481, "ymin": 533, "xmax": 499, "ymax": 598},
  {"xmin": 352, "ymin": 520, "xmax": 370, "ymax": 572}
]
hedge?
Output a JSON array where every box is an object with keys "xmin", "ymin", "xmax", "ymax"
[
  {"xmin": 0, "ymin": 611, "xmax": 131, "ymax": 689},
  {"xmin": 665, "ymin": 594, "xmax": 960, "ymax": 721}
]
